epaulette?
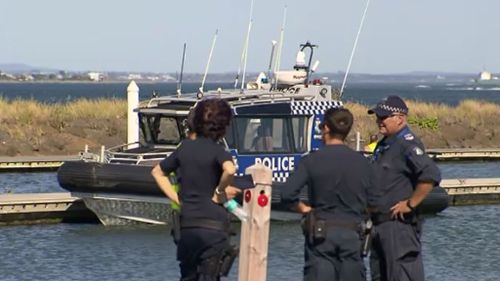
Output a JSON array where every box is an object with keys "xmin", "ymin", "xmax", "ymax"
[{"xmin": 403, "ymin": 133, "xmax": 415, "ymax": 141}]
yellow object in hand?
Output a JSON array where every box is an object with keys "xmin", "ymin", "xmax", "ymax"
[{"xmin": 169, "ymin": 172, "xmax": 181, "ymax": 211}]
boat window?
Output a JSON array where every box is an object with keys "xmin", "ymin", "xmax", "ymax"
[
  {"xmin": 291, "ymin": 117, "xmax": 308, "ymax": 153},
  {"xmin": 234, "ymin": 117, "xmax": 292, "ymax": 153},
  {"xmin": 224, "ymin": 123, "xmax": 236, "ymax": 149},
  {"xmin": 142, "ymin": 114, "xmax": 181, "ymax": 145},
  {"xmin": 139, "ymin": 114, "xmax": 152, "ymax": 144}
]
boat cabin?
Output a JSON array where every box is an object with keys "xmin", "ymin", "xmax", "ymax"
[{"xmin": 112, "ymin": 85, "xmax": 343, "ymax": 185}]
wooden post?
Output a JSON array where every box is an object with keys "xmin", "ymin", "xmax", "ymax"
[
  {"xmin": 99, "ymin": 145, "xmax": 105, "ymax": 163},
  {"xmin": 356, "ymin": 131, "xmax": 361, "ymax": 151},
  {"xmin": 238, "ymin": 163, "xmax": 273, "ymax": 281},
  {"xmin": 127, "ymin": 80, "xmax": 139, "ymax": 149}
]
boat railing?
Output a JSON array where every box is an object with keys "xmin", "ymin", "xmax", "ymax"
[
  {"xmin": 145, "ymin": 87, "xmax": 336, "ymax": 109},
  {"xmin": 102, "ymin": 143, "xmax": 172, "ymax": 165}
]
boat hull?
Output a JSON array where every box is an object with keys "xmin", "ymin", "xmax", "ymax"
[{"xmin": 58, "ymin": 161, "xmax": 449, "ymax": 225}]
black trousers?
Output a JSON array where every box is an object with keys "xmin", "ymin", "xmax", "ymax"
[
  {"xmin": 370, "ymin": 220, "xmax": 424, "ymax": 281},
  {"xmin": 177, "ymin": 228, "xmax": 229, "ymax": 281},
  {"xmin": 303, "ymin": 226, "xmax": 365, "ymax": 281}
]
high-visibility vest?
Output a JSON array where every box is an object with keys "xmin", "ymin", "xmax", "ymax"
[
  {"xmin": 169, "ymin": 172, "xmax": 181, "ymax": 210},
  {"xmin": 366, "ymin": 142, "xmax": 377, "ymax": 153}
]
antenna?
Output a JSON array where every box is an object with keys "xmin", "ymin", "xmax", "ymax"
[
  {"xmin": 273, "ymin": 5, "xmax": 287, "ymax": 90},
  {"xmin": 234, "ymin": 0, "xmax": 255, "ymax": 91},
  {"xmin": 267, "ymin": 40, "xmax": 278, "ymax": 82},
  {"xmin": 199, "ymin": 29, "xmax": 219, "ymax": 96},
  {"xmin": 240, "ymin": 0, "xmax": 256, "ymax": 93},
  {"xmin": 340, "ymin": 0, "xmax": 371, "ymax": 98},
  {"xmin": 177, "ymin": 43, "xmax": 187, "ymax": 97}
]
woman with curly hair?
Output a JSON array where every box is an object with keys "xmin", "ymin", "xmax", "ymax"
[{"xmin": 152, "ymin": 98, "xmax": 237, "ymax": 281}]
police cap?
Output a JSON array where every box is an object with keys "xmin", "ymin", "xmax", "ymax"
[{"xmin": 368, "ymin": 95, "xmax": 409, "ymax": 117}]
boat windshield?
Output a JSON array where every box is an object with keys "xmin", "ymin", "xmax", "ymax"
[
  {"xmin": 229, "ymin": 116, "xmax": 308, "ymax": 154},
  {"xmin": 140, "ymin": 114, "xmax": 181, "ymax": 145}
]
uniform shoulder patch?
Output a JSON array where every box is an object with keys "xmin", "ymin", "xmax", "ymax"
[
  {"xmin": 404, "ymin": 133, "xmax": 414, "ymax": 141},
  {"xmin": 413, "ymin": 146, "xmax": 424, "ymax": 155}
]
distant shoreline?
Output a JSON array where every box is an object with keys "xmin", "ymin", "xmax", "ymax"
[{"xmin": 0, "ymin": 80, "xmax": 176, "ymax": 84}]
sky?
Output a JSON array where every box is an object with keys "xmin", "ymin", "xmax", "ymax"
[{"xmin": 1, "ymin": 0, "xmax": 499, "ymax": 74}]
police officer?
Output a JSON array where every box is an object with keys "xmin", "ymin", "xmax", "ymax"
[
  {"xmin": 367, "ymin": 95, "xmax": 441, "ymax": 281},
  {"xmin": 281, "ymin": 107, "xmax": 372, "ymax": 281},
  {"xmin": 151, "ymin": 98, "xmax": 237, "ymax": 281}
]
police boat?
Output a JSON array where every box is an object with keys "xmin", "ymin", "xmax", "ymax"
[{"xmin": 57, "ymin": 43, "xmax": 449, "ymax": 225}]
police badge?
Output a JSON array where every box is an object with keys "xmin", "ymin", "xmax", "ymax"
[{"xmin": 413, "ymin": 147, "xmax": 424, "ymax": 155}]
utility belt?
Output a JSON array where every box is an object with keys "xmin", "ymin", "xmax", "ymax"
[
  {"xmin": 180, "ymin": 218, "xmax": 230, "ymax": 232},
  {"xmin": 301, "ymin": 211, "xmax": 362, "ymax": 245},
  {"xmin": 170, "ymin": 210, "xmax": 230, "ymax": 244},
  {"xmin": 371, "ymin": 211, "xmax": 420, "ymax": 226}
]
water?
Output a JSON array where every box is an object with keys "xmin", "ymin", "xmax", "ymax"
[
  {"xmin": 2, "ymin": 162, "xmax": 499, "ymax": 194},
  {"xmin": 1, "ymin": 206, "xmax": 499, "ymax": 281},
  {"xmin": 1, "ymin": 81, "xmax": 500, "ymax": 105},
  {"xmin": 0, "ymin": 172, "xmax": 59, "ymax": 193},
  {"xmin": 1, "ymin": 162, "xmax": 499, "ymax": 280},
  {"xmin": 0, "ymin": 82, "xmax": 231, "ymax": 103}
]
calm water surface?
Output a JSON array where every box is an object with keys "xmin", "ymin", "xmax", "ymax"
[
  {"xmin": 1, "ymin": 82, "xmax": 500, "ymax": 105},
  {"xmin": 1, "ymin": 206, "xmax": 499, "ymax": 281},
  {"xmin": 3, "ymin": 162, "xmax": 499, "ymax": 194},
  {"xmin": 1, "ymin": 163, "xmax": 499, "ymax": 280}
]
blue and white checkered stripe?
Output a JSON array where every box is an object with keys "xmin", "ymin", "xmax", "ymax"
[
  {"xmin": 291, "ymin": 100, "xmax": 343, "ymax": 115},
  {"xmin": 236, "ymin": 172, "xmax": 290, "ymax": 183}
]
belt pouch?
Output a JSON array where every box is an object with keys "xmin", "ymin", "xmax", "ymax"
[{"xmin": 313, "ymin": 219, "xmax": 327, "ymax": 242}]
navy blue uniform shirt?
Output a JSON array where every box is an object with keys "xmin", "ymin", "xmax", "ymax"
[
  {"xmin": 281, "ymin": 144, "xmax": 372, "ymax": 221},
  {"xmin": 370, "ymin": 126, "xmax": 441, "ymax": 213},
  {"xmin": 159, "ymin": 137, "xmax": 232, "ymax": 222}
]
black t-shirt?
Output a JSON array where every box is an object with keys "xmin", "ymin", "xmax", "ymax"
[
  {"xmin": 159, "ymin": 137, "xmax": 233, "ymax": 222},
  {"xmin": 281, "ymin": 144, "xmax": 372, "ymax": 221}
]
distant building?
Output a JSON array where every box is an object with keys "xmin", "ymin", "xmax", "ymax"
[
  {"xmin": 128, "ymin": 74, "xmax": 143, "ymax": 80},
  {"xmin": 19, "ymin": 74, "xmax": 34, "ymax": 81},
  {"xmin": 161, "ymin": 74, "xmax": 176, "ymax": 81},
  {"xmin": 0, "ymin": 72, "xmax": 16, "ymax": 80},
  {"xmin": 88, "ymin": 72, "xmax": 103, "ymax": 81}
]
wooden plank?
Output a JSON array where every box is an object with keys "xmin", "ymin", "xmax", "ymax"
[
  {"xmin": 427, "ymin": 148, "xmax": 500, "ymax": 160},
  {"xmin": 0, "ymin": 192, "xmax": 78, "ymax": 205},
  {"xmin": 0, "ymin": 192, "xmax": 97, "ymax": 224},
  {"xmin": 0, "ymin": 156, "xmax": 79, "ymax": 171}
]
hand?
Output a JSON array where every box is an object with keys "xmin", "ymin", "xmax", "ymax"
[
  {"xmin": 212, "ymin": 187, "xmax": 228, "ymax": 204},
  {"xmin": 390, "ymin": 200, "xmax": 412, "ymax": 220},
  {"xmin": 294, "ymin": 201, "xmax": 312, "ymax": 215},
  {"xmin": 225, "ymin": 185, "xmax": 242, "ymax": 200}
]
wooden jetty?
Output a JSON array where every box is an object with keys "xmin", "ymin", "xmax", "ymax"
[
  {"xmin": 0, "ymin": 192, "xmax": 97, "ymax": 225},
  {"xmin": 427, "ymin": 148, "xmax": 500, "ymax": 161},
  {"xmin": 0, "ymin": 155, "xmax": 79, "ymax": 172},
  {"xmin": 441, "ymin": 178, "xmax": 500, "ymax": 206}
]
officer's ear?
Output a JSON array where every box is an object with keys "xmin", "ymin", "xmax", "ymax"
[{"xmin": 323, "ymin": 124, "xmax": 331, "ymax": 135}]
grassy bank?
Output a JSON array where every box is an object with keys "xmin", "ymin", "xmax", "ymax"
[
  {"xmin": 0, "ymin": 98, "xmax": 127, "ymax": 156},
  {"xmin": 0, "ymin": 98, "xmax": 498, "ymax": 156}
]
